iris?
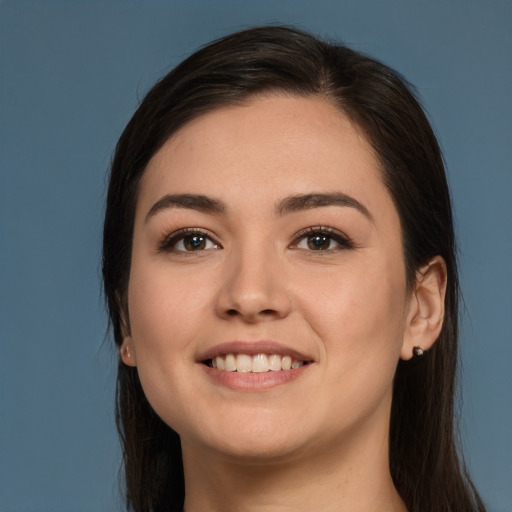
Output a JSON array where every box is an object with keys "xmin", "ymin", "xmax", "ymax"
[{"xmin": 308, "ymin": 234, "xmax": 330, "ymax": 250}]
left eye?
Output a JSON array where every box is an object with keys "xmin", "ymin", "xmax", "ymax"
[{"xmin": 293, "ymin": 229, "xmax": 353, "ymax": 251}]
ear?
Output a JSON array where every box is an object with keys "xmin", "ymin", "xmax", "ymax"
[
  {"xmin": 118, "ymin": 298, "xmax": 137, "ymax": 367},
  {"xmin": 120, "ymin": 336, "xmax": 137, "ymax": 367},
  {"xmin": 401, "ymin": 256, "xmax": 447, "ymax": 360}
]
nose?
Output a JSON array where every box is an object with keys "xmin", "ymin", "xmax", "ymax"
[{"xmin": 214, "ymin": 244, "xmax": 292, "ymax": 323}]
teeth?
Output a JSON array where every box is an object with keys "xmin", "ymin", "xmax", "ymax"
[
  {"xmin": 225, "ymin": 353, "xmax": 237, "ymax": 372},
  {"xmin": 269, "ymin": 354, "xmax": 282, "ymax": 371},
  {"xmin": 236, "ymin": 354, "xmax": 252, "ymax": 373},
  {"xmin": 252, "ymin": 354, "xmax": 269, "ymax": 373},
  {"xmin": 209, "ymin": 353, "xmax": 306, "ymax": 373}
]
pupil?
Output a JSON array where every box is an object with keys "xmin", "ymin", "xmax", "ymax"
[
  {"xmin": 308, "ymin": 234, "xmax": 328, "ymax": 250},
  {"xmin": 186, "ymin": 235, "xmax": 205, "ymax": 250}
]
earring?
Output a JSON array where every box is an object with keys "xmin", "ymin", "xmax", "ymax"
[{"xmin": 413, "ymin": 346, "xmax": 424, "ymax": 357}]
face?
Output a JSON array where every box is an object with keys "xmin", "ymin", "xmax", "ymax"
[{"xmin": 123, "ymin": 95, "xmax": 415, "ymax": 463}]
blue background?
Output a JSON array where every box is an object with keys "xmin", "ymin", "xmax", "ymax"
[{"xmin": 1, "ymin": 1, "xmax": 511, "ymax": 511}]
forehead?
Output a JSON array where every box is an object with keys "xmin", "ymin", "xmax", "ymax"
[{"xmin": 137, "ymin": 94, "xmax": 392, "ymax": 221}]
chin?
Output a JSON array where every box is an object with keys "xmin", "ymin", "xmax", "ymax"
[
  {"xmin": 181, "ymin": 413, "xmax": 311, "ymax": 462},
  {"xmin": 207, "ymin": 435, "xmax": 306, "ymax": 463}
]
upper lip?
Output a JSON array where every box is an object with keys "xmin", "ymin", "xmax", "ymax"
[{"xmin": 197, "ymin": 341, "xmax": 314, "ymax": 363}]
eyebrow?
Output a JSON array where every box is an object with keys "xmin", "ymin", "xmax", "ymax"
[
  {"xmin": 145, "ymin": 194, "xmax": 226, "ymax": 222},
  {"xmin": 275, "ymin": 193, "xmax": 373, "ymax": 222},
  {"xmin": 145, "ymin": 192, "xmax": 373, "ymax": 223}
]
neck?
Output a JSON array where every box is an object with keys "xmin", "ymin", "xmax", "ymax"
[{"xmin": 181, "ymin": 415, "xmax": 406, "ymax": 512}]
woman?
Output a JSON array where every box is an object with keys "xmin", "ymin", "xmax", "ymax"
[{"xmin": 103, "ymin": 26, "xmax": 485, "ymax": 512}]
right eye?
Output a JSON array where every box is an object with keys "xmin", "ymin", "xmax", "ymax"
[{"xmin": 159, "ymin": 229, "xmax": 220, "ymax": 252}]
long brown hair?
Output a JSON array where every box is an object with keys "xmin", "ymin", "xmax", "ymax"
[{"xmin": 103, "ymin": 26, "xmax": 485, "ymax": 512}]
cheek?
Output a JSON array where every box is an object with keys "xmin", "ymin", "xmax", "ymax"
[
  {"xmin": 295, "ymin": 262, "xmax": 407, "ymax": 428},
  {"xmin": 126, "ymin": 256, "xmax": 212, "ymax": 373},
  {"xmin": 298, "ymin": 258, "xmax": 407, "ymax": 370},
  {"xmin": 126, "ymin": 264, "xmax": 209, "ymax": 426}
]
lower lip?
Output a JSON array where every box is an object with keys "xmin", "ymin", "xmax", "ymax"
[{"xmin": 200, "ymin": 363, "xmax": 311, "ymax": 391}]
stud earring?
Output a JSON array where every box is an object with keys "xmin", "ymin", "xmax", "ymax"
[{"xmin": 413, "ymin": 346, "xmax": 424, "ymax": 357}]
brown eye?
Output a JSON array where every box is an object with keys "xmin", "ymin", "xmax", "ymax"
[
  {"xmin": 292, "ymin": 227, "xmax": 354, "ymax": 252},
  {"xmin": 159, "ymin": 230, "xmax": 220, "ymax": 252},
  {"xmin": 307, "ymin": 234, "xmax": 331, "ymax": 250},
  {"xmin": 183, "ymin": 234, "xmax": 207, "ymax": 251}
]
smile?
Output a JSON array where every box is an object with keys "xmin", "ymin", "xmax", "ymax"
[{"xmin": 207, "ymin": 353, "xmax": 307, "ymax": 373}]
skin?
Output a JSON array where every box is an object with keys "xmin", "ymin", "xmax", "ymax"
[{"xmin": 121, "ymin": 95, "xmax": 446, "ymax": 512}]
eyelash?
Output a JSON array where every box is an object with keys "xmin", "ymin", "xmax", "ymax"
[
  {"xmin": 158, "ymin": 228, "xmax": 221, "ymax": 253},
  {"xmin": 291, "ymin": 226, "xmax": 355, "ymax": 251},
  {"xmin": 157, "ymin": 226, "xmax": 354, "ymax": 253}
]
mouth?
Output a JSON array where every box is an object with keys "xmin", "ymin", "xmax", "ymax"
[
  {"xmin": 203, "ymin": 353, "xmax": 310, "ymax": 373},
  {"xmin": 198, "ymin": 342, "xmax": 314, "ymax": 390}
]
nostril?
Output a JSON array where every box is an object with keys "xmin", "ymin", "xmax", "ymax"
[{"xmin": 224, "ymin": 308, "xmax": 277, "ymax": 318}]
